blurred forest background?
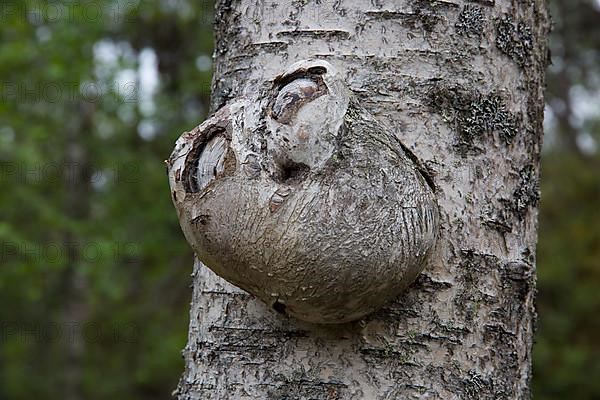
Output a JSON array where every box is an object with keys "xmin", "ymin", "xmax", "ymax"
[{"xmin": 0, "ymin": 0, "xmax": 597, "ymax": 399}]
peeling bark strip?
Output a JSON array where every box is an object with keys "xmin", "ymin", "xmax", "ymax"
[{"xmin": 174, "ymin": 0, "xmax": 549, "ymax": 399}]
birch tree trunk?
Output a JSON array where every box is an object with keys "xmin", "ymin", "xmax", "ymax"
[{"xmin": 175, "ymin": 0, "xmax": 549, "ymax": 398}]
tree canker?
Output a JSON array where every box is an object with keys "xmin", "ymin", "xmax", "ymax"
[{"xmin": 167, "ymin": 60, "xmax": 439, "ymax": 324}]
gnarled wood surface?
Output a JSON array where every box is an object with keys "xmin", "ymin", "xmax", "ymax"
[{"xmin": 168, "ymin": 62, "xmax": 439, "ymax": 323}]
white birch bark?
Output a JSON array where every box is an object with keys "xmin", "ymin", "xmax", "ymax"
[{"xmin": 174, "ymin": 0, "xmax": 549, "ymax": 398}]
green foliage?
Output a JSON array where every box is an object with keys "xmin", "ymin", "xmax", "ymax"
[
  {"xmin": 533, "ymin": 0, "xmax": 600, "ymax": 398},
  {"xmin": 534, "ymin": 153, "xmax": 600, "ymax": 399},
  {"xmin": 0, "ymin": 1, "xmax": 213, "ymax": 399}
]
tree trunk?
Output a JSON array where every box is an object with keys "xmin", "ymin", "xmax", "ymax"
[
  {"xmin": 175, "ymin": 0, "xmax": 549, "ymax": 398},
  {"xmin": 61, "ymin": 101, "xmax": 94, "ymax": 400}
]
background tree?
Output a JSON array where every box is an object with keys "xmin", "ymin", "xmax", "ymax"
[
  {"xmin": 534, "ymin": 1, "xmax": 600, "ymax": 397},
  {"xmin": 0, "ymin": 1, "xmax": 212, "ymax": 399}
]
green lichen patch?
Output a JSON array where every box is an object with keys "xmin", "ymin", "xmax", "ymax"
[
  {"xmin": 428, "ymin": 86, "xmax": 519, "ymax": 154},
  {"xmin": 501, "ymin": 261, "xmax": 534, "ymax": 303},
  {"xmin": 482, "ymin": 165, "xmax": 540, "ymax": 232},
  {"xmin": 510, "ymin": 164, "xmax": 540, "ymax": 217},
  {"xmin": 409, "ymin": 0, "xmax": 459, "ymax": 32},
  {"xmin": 496, "ymin": 16, "xmax": 533, "ymax": 67},
  {"xmin": 455, "ymin": 5, "xmax": 485, "ymax": 37}
]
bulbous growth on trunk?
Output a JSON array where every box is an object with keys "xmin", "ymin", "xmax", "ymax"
[{"xmin": 167, "ymin": 60, "xmax": 439, "ymax": 323}]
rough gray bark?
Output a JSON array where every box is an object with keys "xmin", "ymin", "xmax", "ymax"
[{"xmin": 174, "ymin": 0, "xmax": 549, "ymax": 398}]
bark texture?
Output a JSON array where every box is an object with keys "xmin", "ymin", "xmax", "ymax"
[{"xmin": 175, "ymin": 0, "xmax": 549, "ymax": 398}]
